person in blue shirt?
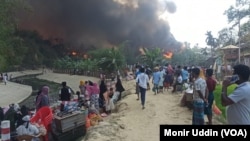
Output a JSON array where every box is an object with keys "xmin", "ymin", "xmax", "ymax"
[
  {"xmin": 152, "ymin": 67, "xmax": 161, "ymax": 95},
  {"xmin": 182, "ymin": 66, "xmax": 189, "ymax": 83}
]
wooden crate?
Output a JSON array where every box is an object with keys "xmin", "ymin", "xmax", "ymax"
[{"xmin": 54, "ymin": 112, "xmax": 85, "ymax": 133}]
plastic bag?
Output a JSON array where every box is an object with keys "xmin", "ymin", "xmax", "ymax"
[{"xmin": 212, "ymin": 102, "xmax": 222, "ymax": 115}]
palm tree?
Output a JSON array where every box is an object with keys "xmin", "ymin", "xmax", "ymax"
[
  {"xmin": 98, "ymin": 47, "xmax": 126, "ymax": 73},
  {"xmin": 201, "ymin": 47, "xmax": 209, "ymax": 56},
  {"xmin": 138, "ymin": 47, "xmax": 163, "ymax": 68},
  {"xmin": 206, "ymin": 31, "xmax": 218, "ymax": 56}
]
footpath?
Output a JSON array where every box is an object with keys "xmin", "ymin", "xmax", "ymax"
[{"xmin": 0, "ymin": 70, "xmax": 43, "ymax": 107}]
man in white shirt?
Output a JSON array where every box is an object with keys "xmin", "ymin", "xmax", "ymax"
[
  {"xmin": 221, "ymin": 64, "xmax": 250, "ymax": 124},
  {"xmin": 192, "ymin": 68, "xmax": 207, "ymax": 125},
  {"xmin": 3, "ymin": 74, "xmax": 7, "ymax": 85},
  {"xmin": 136, "ymin": 67, "xmax": 149, "ymax": 109}
]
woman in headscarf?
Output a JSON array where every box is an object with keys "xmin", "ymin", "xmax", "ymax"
[
  {"xmin": 35, "ymin": 86, "xmax": 50, "ymax": 111},
  {"xmin": 15, "ymin": 105, "xmax": 29, "ymax": 128},
  {"xmin": 115, "ymin": 76, "xmax": 125, "ymax": 101},
  {"xmin": 85, "ymin": 81, "xmax": 99, "ymax": 111},
  {"xmin": 99, "ymin": 79, "xmax": 107, "ymax": 112}
]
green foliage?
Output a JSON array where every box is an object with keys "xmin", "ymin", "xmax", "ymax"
[
  {"xmin": 78, "ymin": 58, "xmax": 98, "ymax": 71},
  {"xmin": 206, "ymin": 31, "xmax": 217, "ymax": 47},
  {"xmin": 200, "ymin": 47, "xmax": 209, "ymax": 55},
  {"xmin": 218, "ymin": 28, "xmax": 237, "ymax": 46},
  {"xmin": 0, "ymin": 1, "xmax": 62, "ymax": 71},
  {"xmin": 88, "ymin": 45, "xmax": 126, "ymax": 72},
  {"xmin": 205, "ymin": 31, "xmax": 219, "ymax": 57},
  {"xmin": 54, "ymin": 46, "xmax": 126, "ymax": 73},
  {"xmin": 0, "ymin": 0, "xmax": 37, "ymax": 71},
  {"xmin": 0, "ymin": 56, "xmax": 8, "ymax": 70},
  {"xmin": 53, "ymin": 56, "xmax": 73, "ymax": 70},
  {"xmin": 213, "ymin": 84, "xmax": 237, "ymax": 118},
  {"xmin": 17, "ymin": 31, "xmax": 63, "ymax": 68},
  {"xmin": 138, "ymin": 47, "xmax": 164, "ymax": 68},
  {"xmin": 0, "ymin": 0, "xmax": 22, "ymax": 70},
  {"xmin": 224, "ymin": 0, "xmax": 250, "ymax": 27},
  {"xmin": 97, "ymin": 47, "xmax": 126, "ymax": 73},
  {"xmin": 171, "ymin": 47, "xmax": 207, "ymax": 66}
]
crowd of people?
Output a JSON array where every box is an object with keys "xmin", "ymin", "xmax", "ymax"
[
  {"xmin": 133, "ymin": 63, "xmax": 250, "ymax": 125},
  {"xmin": 1, "ymin": 63, "xmax": 250, "ymax": 140},
  {"xmin": 0, "ymin": 71, "xmax": 126, "ymax": 140}
]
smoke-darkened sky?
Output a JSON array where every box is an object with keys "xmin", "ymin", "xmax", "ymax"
[{"xmin": 18, "ymin": 0, "xmax": 182, "ymax": 50}]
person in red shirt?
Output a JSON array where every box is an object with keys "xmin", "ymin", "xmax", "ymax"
[{"xmin": 205, "ymin": 68, "xmax": 217, "ymax": 125}]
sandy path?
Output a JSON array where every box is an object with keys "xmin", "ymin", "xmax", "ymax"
[
  {"xmin": 36, "ymin": 72, "xmax": 222, "ymax": 141},
  {"xmin": 116, "ymin": 81, "xmax": 192, "ymax": 141}
]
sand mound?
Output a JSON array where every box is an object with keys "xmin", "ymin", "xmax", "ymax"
[{"xmin": 84, "ymin": 121, "xmax": 124, "ymax": 141}]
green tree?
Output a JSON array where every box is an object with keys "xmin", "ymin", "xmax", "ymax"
[
  {"xmin": 205, "ymin": 31, "xmax": 218, "ymax": 56},
  {"xmin": 98, "ymin": 47, "xmax": 125, "ymax": 73},
  {"xmin": 171, "ymin": 47, "xmax": 206, "ymax": 66},
  {"xmin": 53, "ymin": 56, "xmax": 73, "ymax": 70},
  {"xmin": 88, "ymin": 46, "xmax": 126, "ymax": 73},
  {"xmin": 218, "ymin": 28, "xmax": 237, "ymax": 46},
  {"xmin": 224, "ymin": 0, "xmax": 250, "ymax": 45},
  {"xmin": 0, "ymin": 0, "xmax": 29, "ymax": 71},
  {"xmin": 138, "ymin": 47, "xmax": 164, "ymax": 68},
  {"xmin": 201, "ymin": 47, "xmax": 209, "ymax": 56},
  {"xmin": 223, "ymin": 0, "xmax": 250, "ymax": 61}
]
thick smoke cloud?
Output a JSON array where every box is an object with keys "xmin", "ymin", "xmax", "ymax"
[{"xmin": 18, "ymin": 0, "xmax": 181, "ymax": 51}]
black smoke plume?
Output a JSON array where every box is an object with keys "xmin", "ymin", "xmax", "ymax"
[{"xmin": 17, "ymin": 0, "xmax": 182, "ymax": 51}]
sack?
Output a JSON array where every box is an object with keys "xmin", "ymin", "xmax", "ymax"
[
  {"xmin": 212, "ymin": 103, "xmax": 222, "ymax": 115},
  {"xmin": 183, "ymin": 83, "xmax": 189, "ymax": 90},
  {"xmin": 38, "ymin": 124, "xmax": 47, "ymax": 136}
]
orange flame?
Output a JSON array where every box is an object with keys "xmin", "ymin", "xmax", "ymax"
[
  {"xmin": 163, "ymin": 51, "xmax": 173, "ymax": 59},
  {"xmin": 72, "ymin": 51, "xmax": 77, "ymax": 56}
]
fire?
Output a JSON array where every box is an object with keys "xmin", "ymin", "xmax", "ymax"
[
  {"xmin": 163, "ymin": 51, "xmax": 173, "ymax": 59},
  {"xmin": 71, "ymin": 51, "xmax": 77, "ymax": 56}
]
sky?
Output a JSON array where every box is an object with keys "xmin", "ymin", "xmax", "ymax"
[{"xmin": 166, "ymin": 0, "xmax": 236, "ymax": 48}]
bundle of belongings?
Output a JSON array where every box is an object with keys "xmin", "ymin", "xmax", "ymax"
[
  {"xmin": 56, "ymin": 101, "xmax": 80, "ymax": 117},
  {"xmin": 88, "ymin": 113, "xmax": 103, "ymax": 126},
  {"xmin": 16, "ymin": 115, "xmax": 46, "ymax": 141},
  {"xmin": 0, "ymin": 103, "xmax": 47, "ymax": 140},
  {"xmin": 85, "ymin": 104, "xmax": 103, "ymax": 128}
]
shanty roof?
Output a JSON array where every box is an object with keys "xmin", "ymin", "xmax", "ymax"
[{"xmin": 220, "ymin": 45, "xmax": 239, "ymax": 50}]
